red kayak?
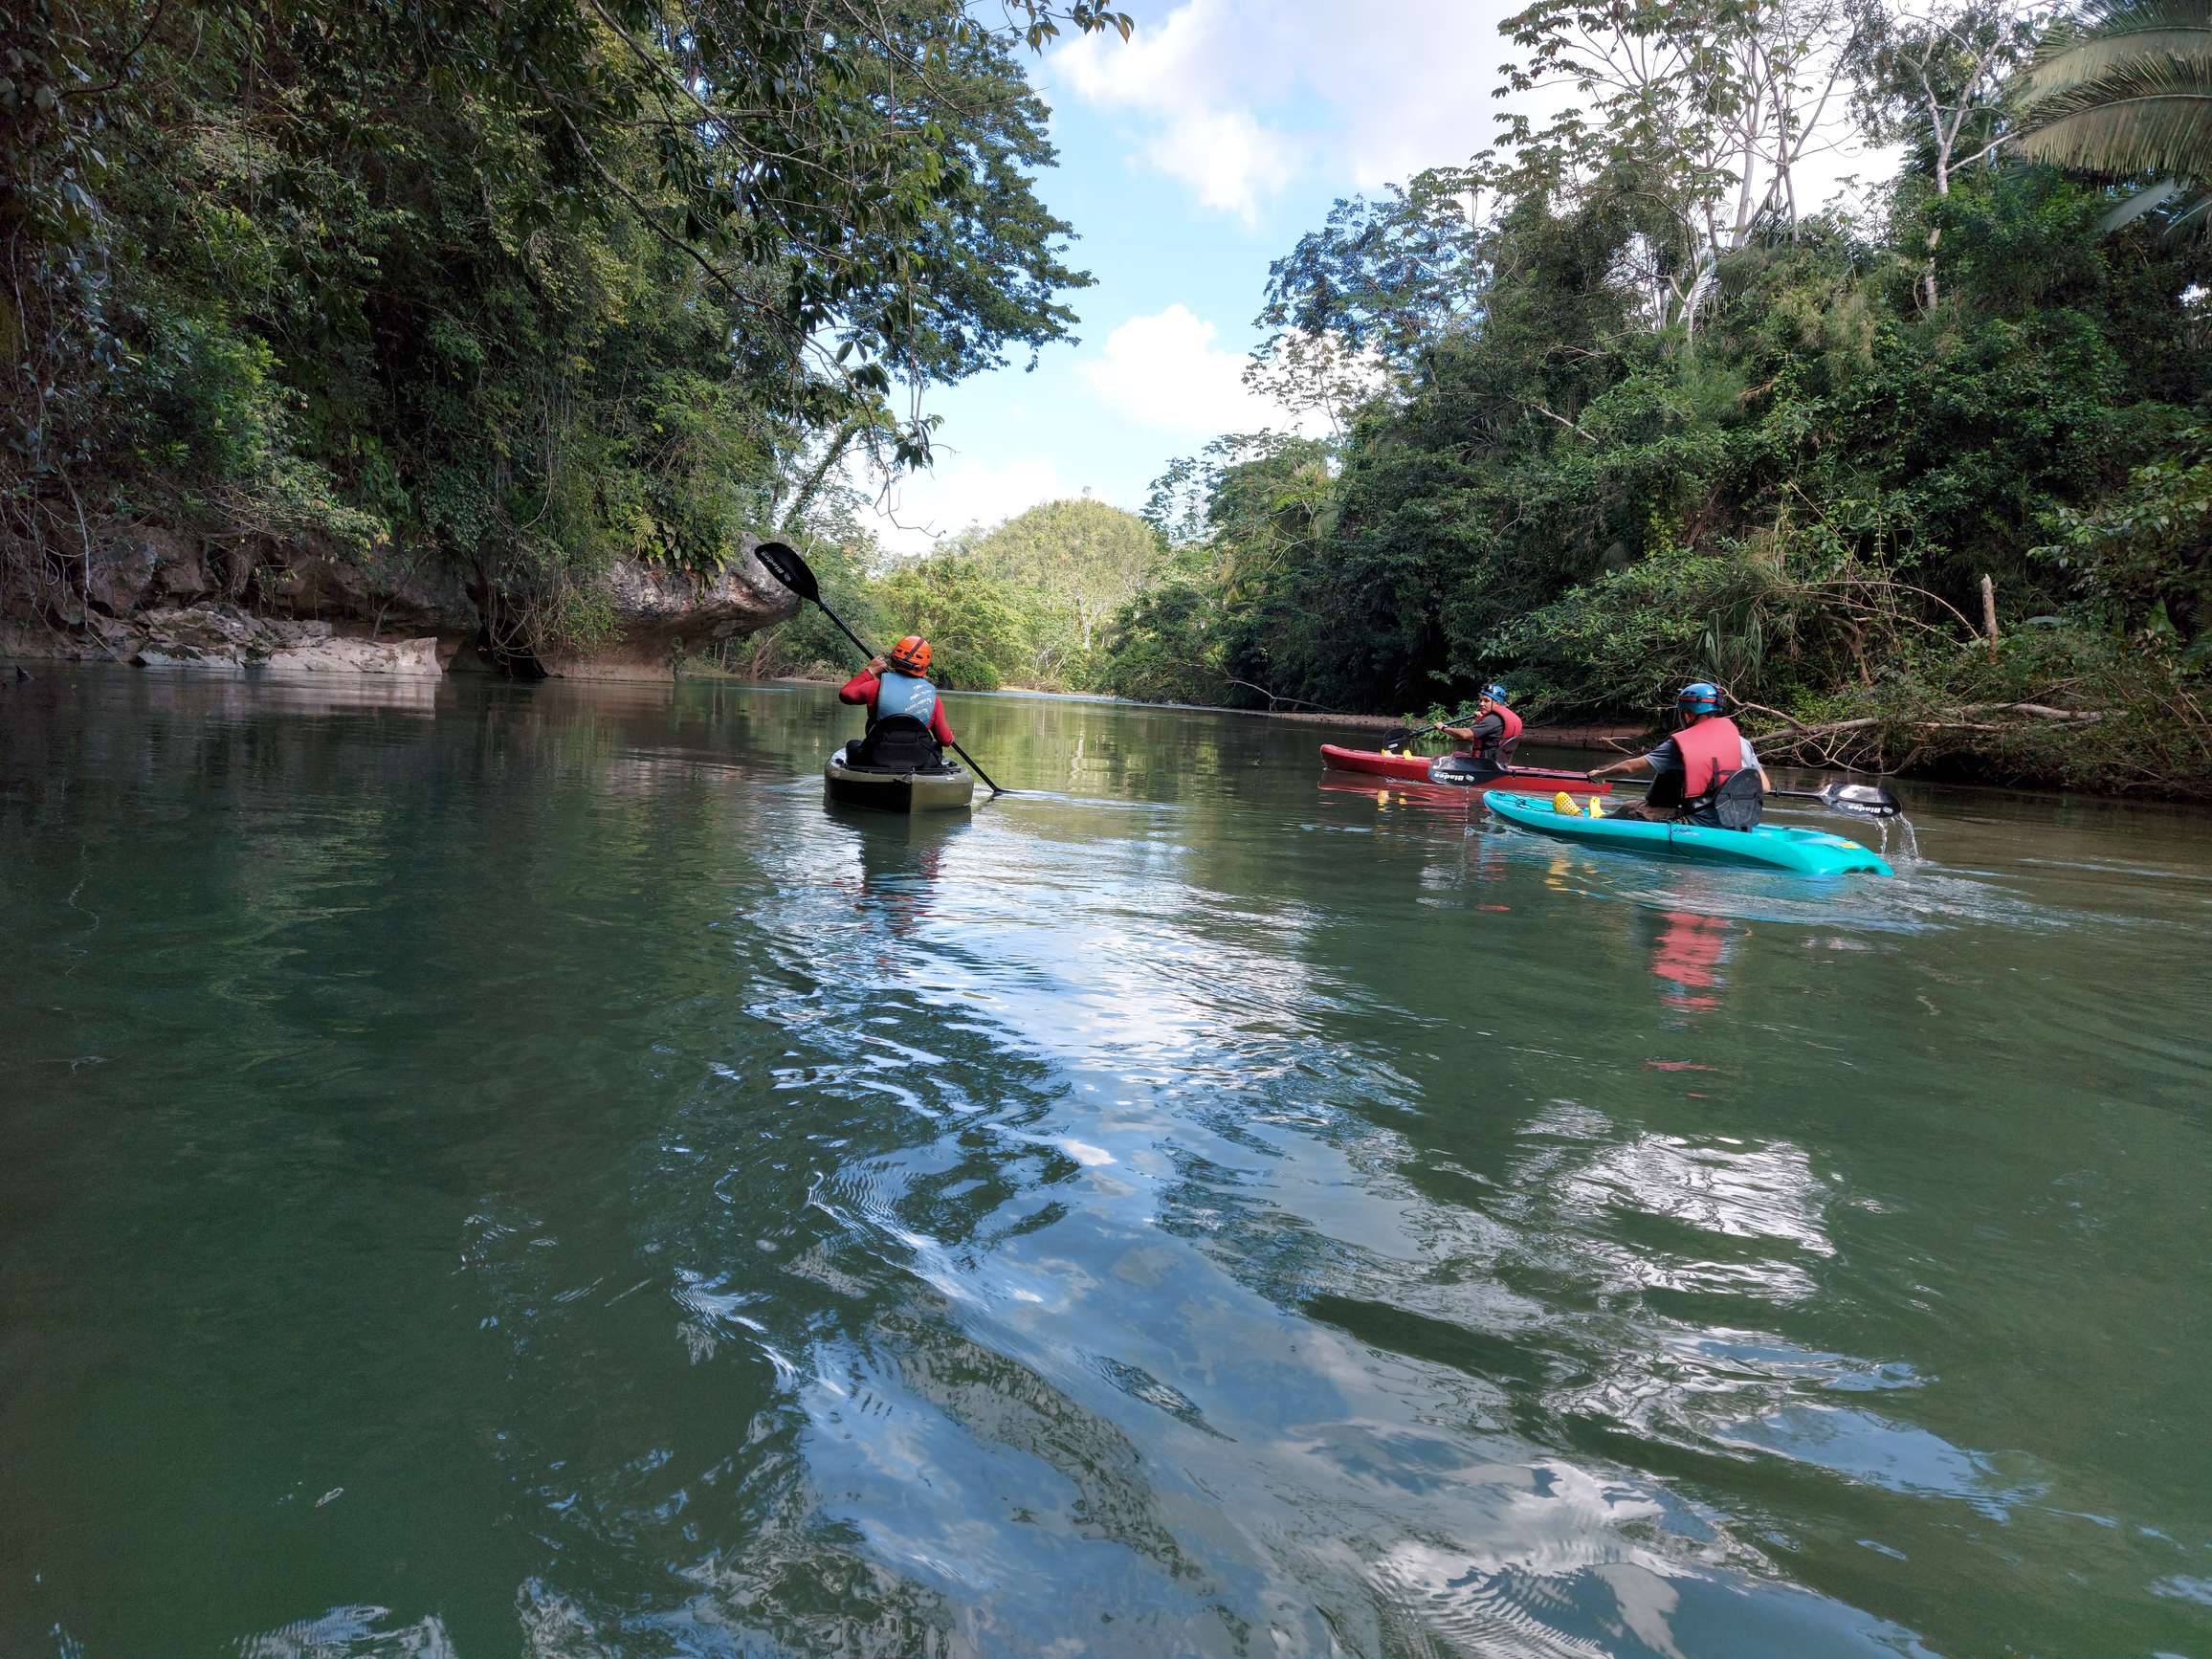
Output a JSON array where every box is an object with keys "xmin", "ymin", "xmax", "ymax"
[{"xmin": 1319, "ymin": 743, "xmax": 1611, "ymax": 793}]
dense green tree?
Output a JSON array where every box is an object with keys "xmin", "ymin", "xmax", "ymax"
[
  {"xmin": 1103, "ymin": 434, "xmax": 1336, "ymax": 708},
  {"xmin": 1846, "ymin": 0, "xmax": 2033, "ymax": 310},
  {"xmin": 1, "ymin": 0, "xmax": 1128, "ymax": 653},
  {"xmin": 872, "ymin": 553, "xmax": 1030, "ymax": 691},
  {"xmin": 1257, "ymin": 175, "xmax": 1491, "ymax": 385},
  {"xmin": 761, "ymin": 498, "xmax": 1161, "ymax": 691},
  {"xmin": 966, "ymin": 498, "xmax": 1159, "ymax": 688},
  {"xmin": 1093, "ymin": 0, "xmax": 2212, "ymax": 794},
  {"xmin": 1099, "ymin": 559, "xmax": 1221, "ymax": 706}
]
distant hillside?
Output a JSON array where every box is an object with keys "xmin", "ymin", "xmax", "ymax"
[{"xmin": 758, "ymin": 498, "xmax": 1161, "ymax": 692}]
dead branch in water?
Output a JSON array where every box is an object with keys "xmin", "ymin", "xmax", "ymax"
[{"xmin": 1225, "ymin": 677, "xmax": 1338, "ymax": 714}]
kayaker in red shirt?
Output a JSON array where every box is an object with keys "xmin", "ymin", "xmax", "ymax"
[{"xmin": 838, "ymin": 634, "xmax": 957, "ymax": 750}]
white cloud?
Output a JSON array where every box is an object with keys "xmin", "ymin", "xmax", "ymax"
[
  {"xmin": 859, "ymin": 455, "xmax": 1073, "ymax": 558},
  {"xmin": 1057, "ymin": 0, "xmax": 1246, "ymax": 106},
  {"xmin": 1054, "ymin": 0, "xmax": 1889, "ymax": 222},
  {"xmin": 1054, "ymin": 0, "xmax": 1533, "ymax": 220},
  {"xmin": 1060, "ymin": 0, "xmax": 1305, "ymax": 222},
  {"xmin": 1145, "ymin": 107, "xmax": 1296, "ymax": 226},
  {"xmin": 1076, "ymin": 303, "xmax": 1327, "ymax": 438}
]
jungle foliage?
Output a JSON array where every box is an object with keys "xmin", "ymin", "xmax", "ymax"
[
  {"xmin": 757, "ymin": 498, "xmax": 1158, "ymax": 691},
  {"xmin": 1, "ymin": 0, "xmax": 1124, "ymax": 653},
  {"xmin": 1097, "ymin": 0, "xmax": 2212, "ymax": 794}
]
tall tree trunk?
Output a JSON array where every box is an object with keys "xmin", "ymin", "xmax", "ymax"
[
  {"xmin": 1921, "ymin": 73, "xmax": 1951, "ymax": 313},
  {"xmin": 1730, "ymin": 122, "xmax": 1761, "ymax": 247},
  {"xmin": 780, "ymin": 419, "xmax": 865, "ymax": 533}
]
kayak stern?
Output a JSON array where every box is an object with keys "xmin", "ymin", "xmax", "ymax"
[{"xmin": 824, "ymin": 746, "xmax": 976, "ymax": 814}]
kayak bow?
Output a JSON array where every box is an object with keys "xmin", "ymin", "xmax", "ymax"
[{"xmin": 1483, "ymin": 790, "xmax": 1892, "ymax": 875}]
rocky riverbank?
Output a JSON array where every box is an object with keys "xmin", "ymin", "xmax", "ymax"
[{"xmin": 0, "ymin": 531, "xmax": 794, "ymax": 682}]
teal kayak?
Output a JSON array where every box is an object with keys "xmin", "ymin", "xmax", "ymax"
[{"xmin": 1484, "ymin": 791, "xmax": 1893, "ymax": 876}]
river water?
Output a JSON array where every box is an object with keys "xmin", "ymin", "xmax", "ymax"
[{"xmin": 3, "ymin": 669, "xmax": 2207, "ymax": 1658}]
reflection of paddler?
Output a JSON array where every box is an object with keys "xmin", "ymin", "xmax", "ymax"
[
  {"xmin": 1649, "ymin": 909, "xmax": 1736, "ymax": 1012},
  {"xmin": 843, "ymin": 816, "xmax": 958, "ymax": 950}
]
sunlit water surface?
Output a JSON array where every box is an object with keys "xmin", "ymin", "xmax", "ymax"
[{"xmin": 4, "ymin": 670, "xmax": 2208, "ymax": 1657}]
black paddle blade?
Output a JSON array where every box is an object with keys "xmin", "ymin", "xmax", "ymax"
[
  {"xmin": 1823, "ymin": 782, "xmax": 1902, "ymax": 818},
  {"xmin": 753, "ymin": 541, "xmax": 818, "ymax": 602}
]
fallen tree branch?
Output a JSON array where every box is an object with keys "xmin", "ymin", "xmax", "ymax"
[
  {"xmin": 1743, "ymin": 702, "xmax": 2107, "ymax": 749},
  {"xmin": 1733, "ymin": 698, "xmax": 1813, "ymax": 733},
  {"xmin": 1790, "ymin": 574, "xmax": 1982, "ymax": 641},
  {"xmin": 1746, "ymin": 715, "xmax": 1884, "ymax": 741},
  {"xmin": 1522, "ymin": 400, "xmax": 1595, "ymax": 442},
  {"xmin": 1962, "ymin": 701, "xmax": 2103, "ymax": 722},
  {"xmin": 1226, "ymin": 677, "xmax": 1337, "ymax": 714}
]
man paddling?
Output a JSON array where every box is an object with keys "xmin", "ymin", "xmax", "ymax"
[
  {"xmin": 839, "ymin": 635, "xmax": 959, "ymax": 757},
  {"xmin": 1437, "ymin": 684, "xmax": 1522, "ymax": 779},
  {"xmin": 1589, "ymin": 682, "xmax": 1773, "ymax": 827}
]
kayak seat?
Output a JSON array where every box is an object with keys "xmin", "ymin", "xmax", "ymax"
[
  {"xmin": 1692, "ymin": 769, "xmax": 1765, "ymax": 830},
  {"xmin": 846, "ymin": 715, "xmax": 949, "ymax": 774}
]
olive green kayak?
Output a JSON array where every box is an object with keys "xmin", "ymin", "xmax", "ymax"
[
  {"xmin": 823, "ymin": 745, "xmax": 975, "ymax": 814},
  {"xmin": 1484, "ymin": 790, "xmax": 1892, "ymax": 875}
]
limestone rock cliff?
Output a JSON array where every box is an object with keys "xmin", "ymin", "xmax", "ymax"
[
  {"xmin": 0, "ymin": 531, "xmax": 795, "ymax": 681},
  {"xmin": 537, "ymin": 548, "xmax": 794, "ymax": 681}
]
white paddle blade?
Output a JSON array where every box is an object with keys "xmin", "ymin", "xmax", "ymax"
[{"xmin": 1826, "ymin": 783, "xmax": 1901, "ymax": 817}]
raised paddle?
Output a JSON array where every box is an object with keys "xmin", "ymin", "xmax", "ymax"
[
  {"xmin": 1381, "ymin": 708, "xmax": 1479, "ymax": 753},
  {"xmin": 754, "ymin": 541, "xmax": 1008, "ymax": 796}
]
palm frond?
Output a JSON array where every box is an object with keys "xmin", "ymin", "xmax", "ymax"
[
  {"xmin": 1681, "ymin": 253, "xmax": 1718, "ymax": 340},
  {"xmin": 2017, "ymin": 56, "xmax": 2212, "ymax": 178},
  {"xmin": 2029, "ymin": 29, "xmax": 2212, "ymax": 98},
  {"xmin": 2098, "ymin": 174, "xmax": 2191, "ymax": 230},
  {"xmin": 2170, "ymin": 188, "xmax": 2212, "ymax": 226},
  {"xmin": 2028, "ymin": 0, "xmax": 2212, "ymax": 100},
  {"xmin": 2063, "ymin": 0, "xmax": 2212, "ymax": 32}
]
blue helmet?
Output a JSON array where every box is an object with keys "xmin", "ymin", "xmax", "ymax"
[
  {"xmin": 1677, "ymin": 681, "xmax": 1723, "ymax": 716},
  {"xmin": 1482, "ymin": 682, "xmax": 1510, "ymax": 705}
]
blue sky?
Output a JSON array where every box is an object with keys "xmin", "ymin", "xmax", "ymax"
[
  {"xmin": 858, "ymin": 0, "xmax": 1890, "ymax": 554},
  {"xmin": 858, "ymin": 0, "xmax": 1552, "ymax": 552}
]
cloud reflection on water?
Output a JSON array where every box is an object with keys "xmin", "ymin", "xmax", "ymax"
[{"xmin": 571, "ymin": 789, "xmax": 1944, "ymax": 1653}]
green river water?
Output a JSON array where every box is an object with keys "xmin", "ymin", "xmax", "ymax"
[{"xmin": 3, "ymin": 667, "xmax": 2208, "ymax": 1658}]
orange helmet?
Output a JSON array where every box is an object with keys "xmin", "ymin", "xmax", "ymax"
[{"xmin": 889, "ymin": 635, "xmax": 932, "ymax": 675}]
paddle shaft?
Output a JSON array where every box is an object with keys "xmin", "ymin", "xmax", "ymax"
[
  {"xmin": 1596, "ymin": 772, "xmax": 1897, "ymax": 815},
  {"xmin": 1384, "ymin": 709, "xmax": 1479, "ymax": 751},
  {"xmin": 812, "ymin": 596, "xmax": 1007, "ymax": 796}
]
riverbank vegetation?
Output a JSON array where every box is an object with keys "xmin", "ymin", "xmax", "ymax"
[
  {"xmin": 9, "ymin": 0, "xmax": 2210, "ymax": 794},
  {"xmin": 2, "ymin": 0, "xmax": 1128, "ymax": 660},
  {"xmin": 1088, "ymin": 0, "xmax": 2212, "ymax": 796}
]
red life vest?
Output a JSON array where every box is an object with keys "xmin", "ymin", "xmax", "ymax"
[
  {"xmin": 1487, "ymin": 702, "xmax": 1523, "ymax": 764},
  {"xmin": 1672, "ymin": 715, "xmax": 1745, "ymax": 798}
]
